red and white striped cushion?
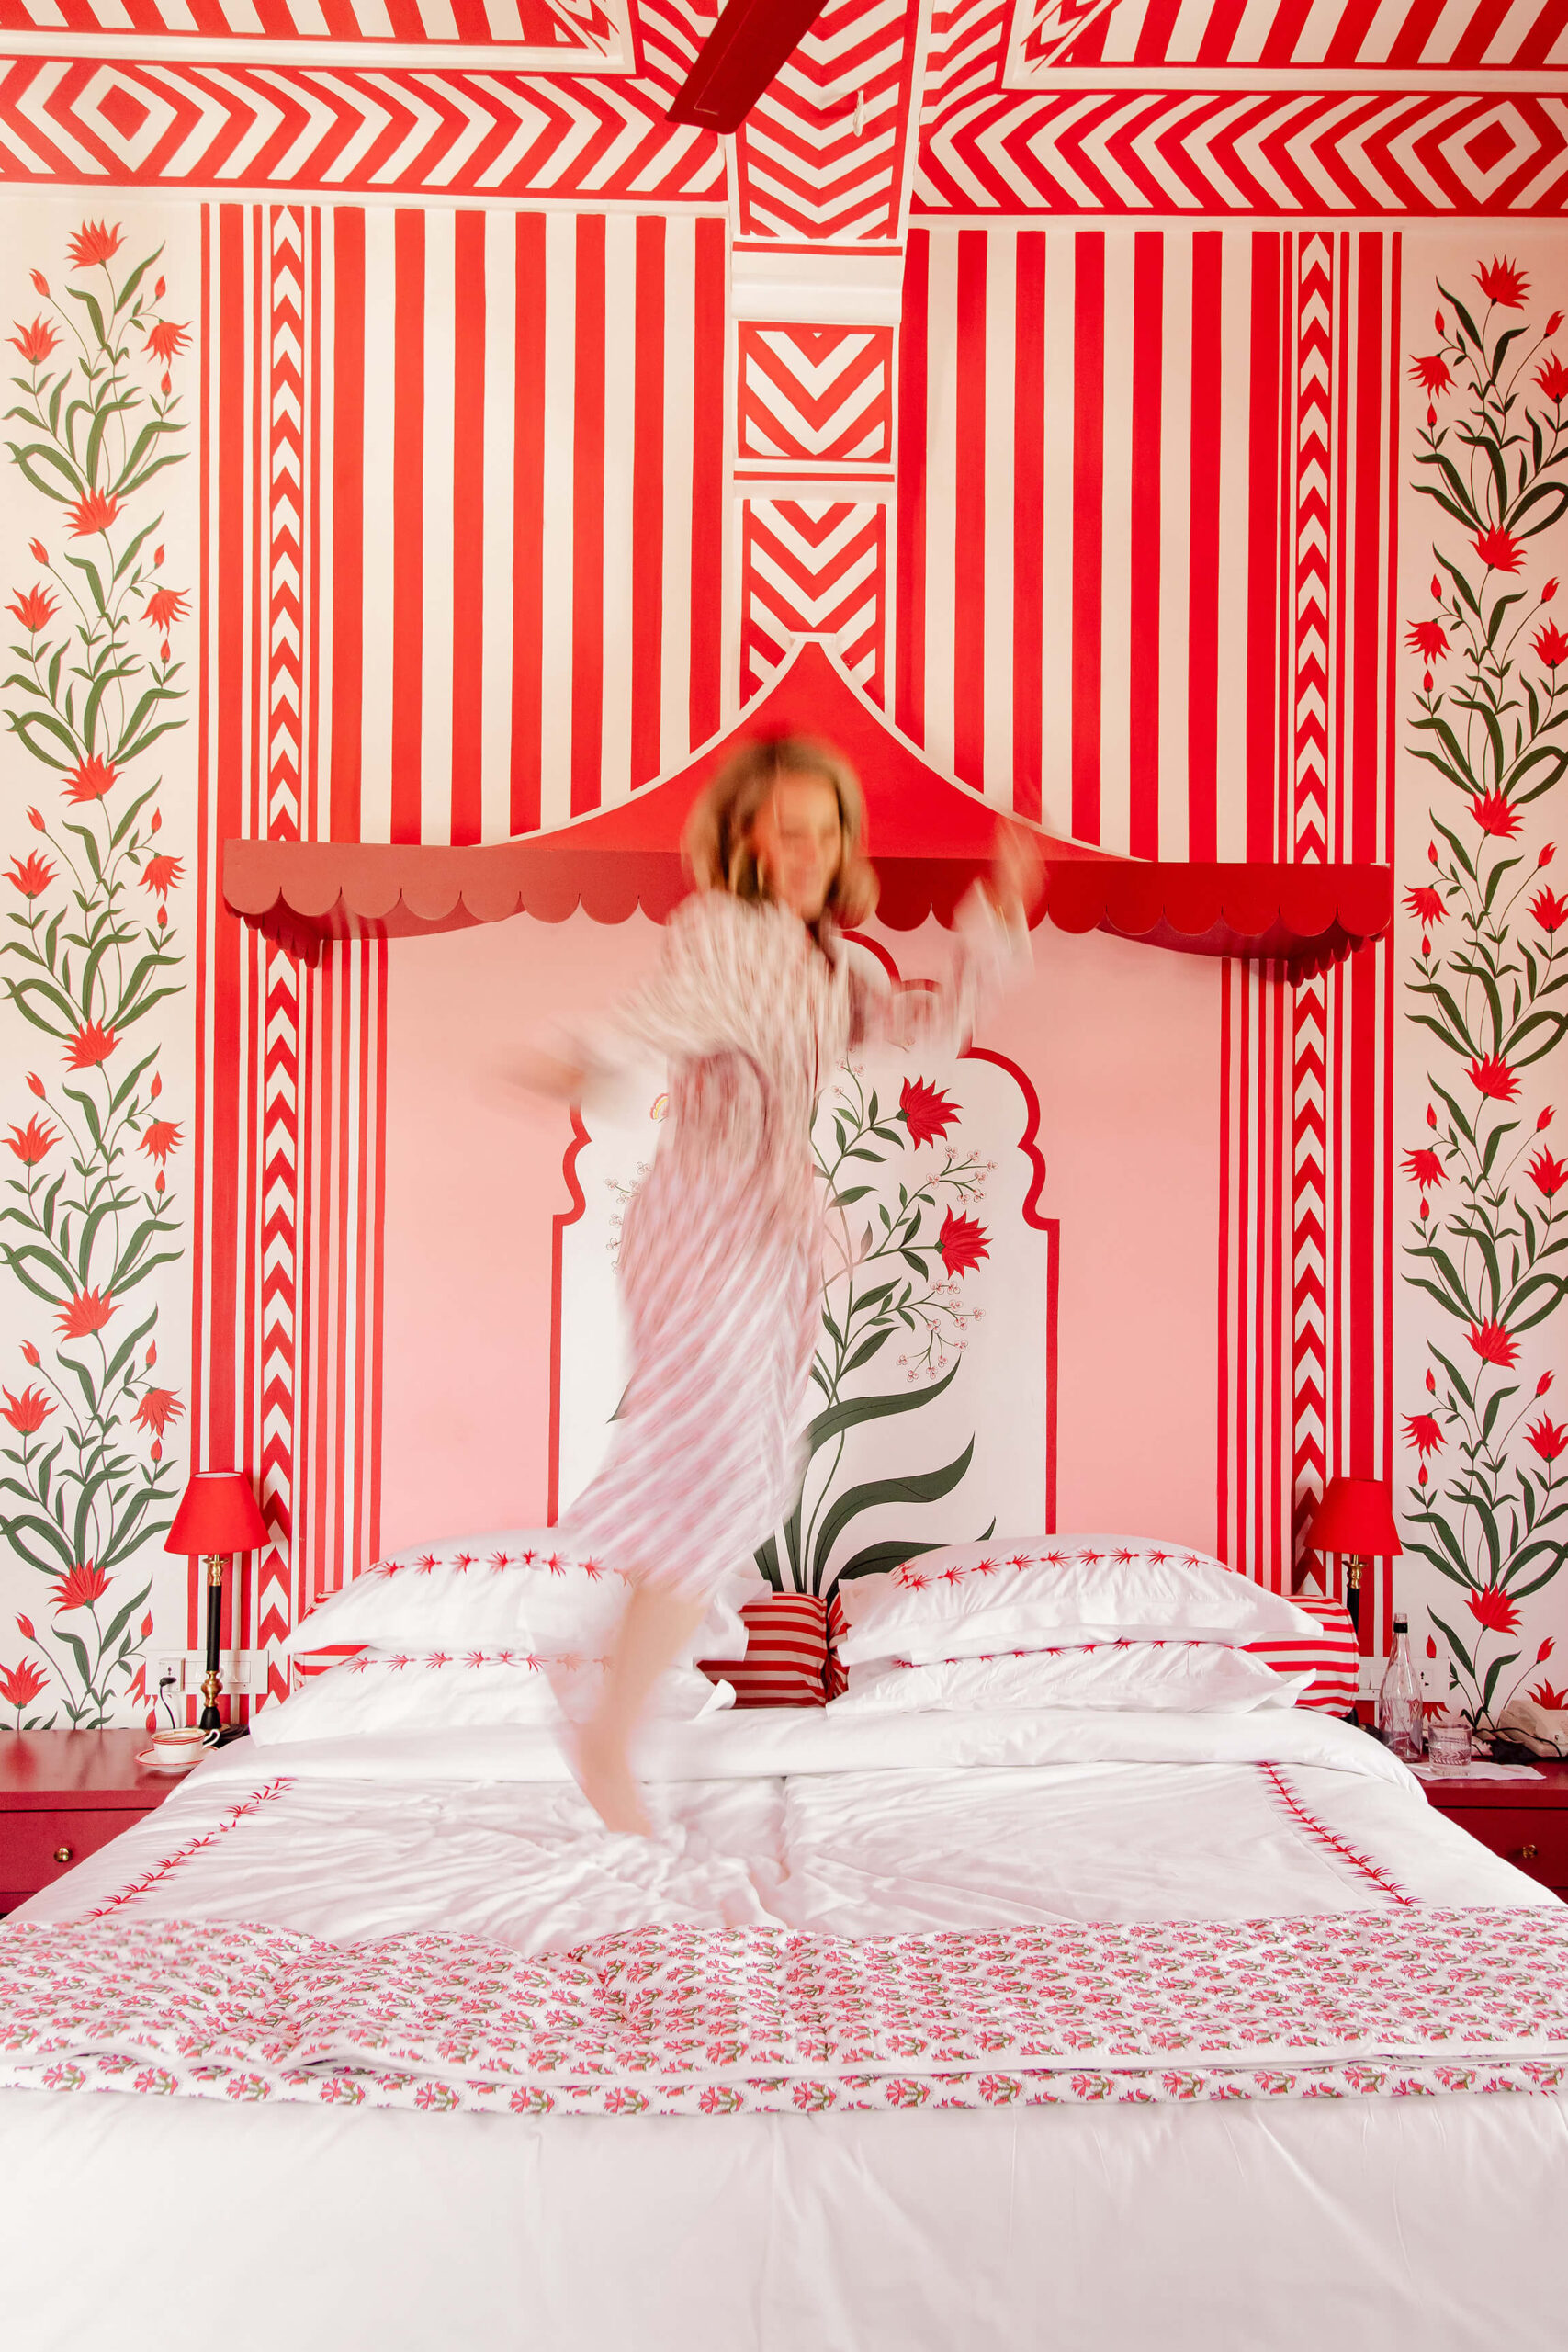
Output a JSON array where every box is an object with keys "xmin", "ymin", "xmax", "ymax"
[
  {"xmin": 700, "ymin": 1594, "xmax": 829, "ymax": 1709},
  {"xmin": 1245, "ymin": 1592, "xmax": 1359, "ymax": 1713}
]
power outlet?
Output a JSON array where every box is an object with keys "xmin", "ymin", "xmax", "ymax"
[{"xmin": 155, "ymin": 1654, "xmax": 186, "ymax": 1695}]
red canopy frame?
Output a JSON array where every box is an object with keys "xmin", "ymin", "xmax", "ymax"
[{"xmin": 223, "ymin": 641, "xmax": 1392, "ymax": 980}]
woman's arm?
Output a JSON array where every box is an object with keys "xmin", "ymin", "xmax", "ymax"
[
  {"xmin": 850, "ymin": 823, "xmax": 1041, "ymax": 1057},
  {"xmin": 513, "ymin": 891, "xmax": 761, "ymax": 1104}
]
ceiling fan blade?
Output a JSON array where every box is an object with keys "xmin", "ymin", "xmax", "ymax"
[{"xmin": 665, "ymin": 0, "xmax": 827, "ymax": 131}]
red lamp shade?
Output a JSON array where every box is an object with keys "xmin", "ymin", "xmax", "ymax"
[
  {"xmin": 165, "ymin": 1470, "xmax": 268, "ymax": 1557},
  {"xmin": 1303, "ymin": 1476, "xmax": 1403, "ymax": 1559}
]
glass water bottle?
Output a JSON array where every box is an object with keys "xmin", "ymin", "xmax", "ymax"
[{"xmin": 1377, "ymin": 1612, "xmax": 1425, "ymax": 1760}]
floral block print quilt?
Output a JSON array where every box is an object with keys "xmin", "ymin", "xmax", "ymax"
[{"xmin": 2, "ymin": 1909, "xmax": 1567, "ymax": 2119}]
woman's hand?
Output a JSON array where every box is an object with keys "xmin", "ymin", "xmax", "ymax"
[
  {"xmin": 510, "ymin": 1046, "xmax": 588, "ymax": 1102},
  {"xmin": 987, "ymin": 820, "xmax": 1045, "ymax": 923}
]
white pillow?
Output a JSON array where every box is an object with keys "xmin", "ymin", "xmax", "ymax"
[
  {"xmin": 284, "ymin": 1530, "xmax": 761, "ymax": 1663},
  {"xmin": 251, "ymin": 1647, "xmax": 732, "ymax": 1747},
  {"xmin": 834, "ymin": 1537, "xmax": 1322, "ymax": 1667},
  {"xmin": 832, "ymin": 1642, "xmax": 1312, "ymax": 1716}
]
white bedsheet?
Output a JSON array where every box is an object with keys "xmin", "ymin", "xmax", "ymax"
[{"xmin": 4, "ymin": 1706, "xmax": 1565, "ymax": 2350}]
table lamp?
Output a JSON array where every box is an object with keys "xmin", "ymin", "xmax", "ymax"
[
  {"xmin": 165, "ymin": 1470, "xmax": 268, "ymax": 1739},
  {"xmin": 1301, "ymin": 1476, "xmax": 1402, "ymax": 1633}
]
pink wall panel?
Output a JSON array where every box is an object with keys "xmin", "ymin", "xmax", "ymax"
[{"xmin": 377, "ymin": 911, "xmax": 1224, "ymax": 1562}]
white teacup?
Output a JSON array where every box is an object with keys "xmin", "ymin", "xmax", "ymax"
[{"xmin": 149, "ymin": 1727, "xmax": 219, "ymax": 1765}]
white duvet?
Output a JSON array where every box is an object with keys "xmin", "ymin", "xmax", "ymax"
[{"xmin": 4, "ymin": 1705, "xmax": 1566, "ymax": 2352}]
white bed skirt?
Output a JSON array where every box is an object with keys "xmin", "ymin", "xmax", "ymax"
[{"xmin": 6, "ymin": 2082, "xmax": 1565, "ymax": 2352}]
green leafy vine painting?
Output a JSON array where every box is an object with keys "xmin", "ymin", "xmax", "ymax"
[
  {"xmin": 0, "ymin": 219, "xmax": 190, "ymax": 1727},
  {"xmin": 1402, "ymin": 253, "xmax": 1568, "ymax": 1731},
  {"xmin": 757, "ymin": 1065, "xmax": 998, "ymax": 1598}
]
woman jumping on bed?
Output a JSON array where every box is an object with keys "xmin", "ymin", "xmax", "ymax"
[{"xmin": 518, "ymin": 735, "xmax": 1040, "ymax": 1833}]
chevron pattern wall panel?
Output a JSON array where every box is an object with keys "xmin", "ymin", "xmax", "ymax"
[
  {"xmin": 0, "ymin": 51, "xmax": 724, "ymax": 197},
  {"xmin": 915, "ymin": 87, "xmax": 1568, "ymax": 217},
  {"xmin": 738, "ymin": 324, "xmax": 894, "ymax": 466},
  {"xmin": 732, "ymin": 0, "xmax": 926, "ymax": 245},
  {"xmin": 0, "ymin": 0, "xmax": 632, "ymax": 66},
  {"xmin": 741, "ymin": 499, "xmax": 888, "ymax": 706},
  {"xmin": 1006, "ymin": 0, "xmax": 1568, "ymax": 75}
]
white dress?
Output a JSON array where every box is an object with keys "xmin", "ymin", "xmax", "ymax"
[{"xmin": 557, "ymin": 886, "xmax": 1027, "ymax": 1605}]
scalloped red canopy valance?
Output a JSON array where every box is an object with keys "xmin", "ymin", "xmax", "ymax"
[{"xmin": 223, "ymin": 642, "xmax": 1392, "ymax": 978}]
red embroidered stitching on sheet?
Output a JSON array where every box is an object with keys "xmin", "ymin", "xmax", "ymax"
[
  {"xmin": 1258, "ymin": 1764, "xmax": 1415, "ymax": 1906},
  {"xmin": 84, "ymin": 1781, "xmax": 294, "ymax": 1918}
]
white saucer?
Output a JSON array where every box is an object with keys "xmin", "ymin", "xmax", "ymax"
[{"xmin": 135, "ymin": 1747, "xmax": 205, "ymax": 1770}]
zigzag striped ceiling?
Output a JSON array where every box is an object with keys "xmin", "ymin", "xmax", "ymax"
[{"xmin": 2, "ymin": 0, "xmax": 1565, "ymax": 209}]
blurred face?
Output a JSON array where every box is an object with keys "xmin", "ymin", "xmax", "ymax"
[{"xmin": 749, "ymin": 773, "xmax": 844, "ymax": 921}]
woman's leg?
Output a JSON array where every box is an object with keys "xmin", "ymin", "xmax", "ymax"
[{"xmin": 573, "ymin": 1578, "xmax": 707, "ymax": 1835}]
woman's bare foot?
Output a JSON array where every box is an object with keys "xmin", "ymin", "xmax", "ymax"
[{"xmin": 570, "ymin": 1719, "xmax": 652, "ymax": 1837}]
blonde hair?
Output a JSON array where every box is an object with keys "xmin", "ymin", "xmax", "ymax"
[{"xmin": 682, "ymin": 733, "xmax": 878, "ymax": 927}]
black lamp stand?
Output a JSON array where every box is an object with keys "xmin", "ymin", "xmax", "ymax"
[{"xmin": 199, "ymin": 1552, "xmax": 246, "ymax": 1744}]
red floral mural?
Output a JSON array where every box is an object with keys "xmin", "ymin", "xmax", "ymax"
[
  {"xmin": 1, "ymin": 221, "xmax": 190, "ymax": 1725},
  {"xmin": 1402, "ymin": 254, "xmax": 1568, "ymax": 1731}
]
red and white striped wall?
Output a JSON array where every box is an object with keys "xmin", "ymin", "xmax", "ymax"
[
  {"xmin": 896, "ymin": 220, "xmax": 1397, "ymax": 1614},
  {"xmin": 315, "ymin": 205, "xmax": 731, "ymax": 838},
  {"xmin": 184, "ymin": 195, "xmax": 1404, "ymax": 1684},
  {"xmin": 191, "ymin": 198, "xmax": 739, "ymax": 1696}
]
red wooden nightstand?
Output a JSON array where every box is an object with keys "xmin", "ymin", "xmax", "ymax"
[
  {"xmin": 1421, "ymin": 1760, "xmax": 1568, "ymax": 1901},
  {"xmin": 0, "ymin": 1730, "xmax": 182, "ymax": 1915}
]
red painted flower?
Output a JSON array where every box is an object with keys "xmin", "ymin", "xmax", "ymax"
[
  {"xmin": 20, "ymin": 1343, "xmax": 39, "ymax": 1368},
  {"xmin": 1402, "ymin": 1413, "xmax": 1443, "ymax": 1456},
  {"xmin": 1408, "ymin": 355, "xmax": 1451, "ymax": 397},
  {"xmin": 6, "ymin": 852, "xmax": 54, "ymax": 899},
  {"xmin": 1525, "ymin": 1416, "xmax": 1568, "ymax": 1463},
  {"xmin": 142, "ymin": 317, "xmax": 190, "ymax": 366},
  {"xmin": 1467, "ymin": 1318, "xmax": 1518, "ymax": 1368},
  {"xmin": 1468, "ymin": 790, "xmax": 1520, "ymax": 836},
  {"xmin": 1475, "ymin": 256, "xmax": 1529, "ymax": 308},
  {"xmin": 142, "ymin": 586, "xmax": 189, "ymax": 633},
  {"xmin": 1467, "ymin": 1584, "xmax": 1521, "ymax": 1635},
  {"xmin": 1467, "ymin": 1054, "xmax": 1518, "ymax": 1101},
  {"xmin": 1405, "ymin": 620, "xmax": 1449, "ymax": 662},
  {"xmin": 1, "ymin": 1385, "xmax": 52, "ymax": 1434},
  {"xmin": 0, "ymin": 1658, "xmax": 47, "ymax": 1713},
  {"xmin": 65, "ymin": 488, "xmax": 120, "ymax": 538},
  {"xmin": 132, "ymin": 1387, "xmax": 183, "ymax": 1438},
  {"xmin": 900, "ymin": 1076, "xmax": 959, "ymax": 1149},
  {"xmin": 6, "ymin": 585, "xmax": 57, "ymax": 633},
  {"xmin": 6, "ymin": 1115, "xmax": 58, "ymax": 1166},
  {"xmin": 67, "ymin": 220, "xmax": 123, "ymax": 270},
  {"xmin": 138, "ymin": 1119, "xmax": 182, "ymax": 1165},
  {"xmin": 62, "ymin": 753, "xmax": 118, "ymax": 806},
  {"xmin": 1529, "ymin": 1148, "xmax": 1568, "ymax": 1197},
  {"xmin": 1402, "ymin": 1148, "xmax": 1445, "ymax": 1191},
  {"xmin": 1404, "ymin": 885, "xmax": 1445, "ymax": 926},
  {"xmin": 937, "ymin": 1208, "xmax": 989, "ymax": 1279},
  {"xmin": 139, "ymin": 854, "xmax": 183, "ymax": 899},
  {"xmin": 1532, "ymin": 621, "xmax": 1568, "ymax": 669},
  {"xmin": 1529, "ymin": 1681, "xmax": 1568, "ymax": 1710},
  {"xmin": 1529, "ymin": 887, "xmax": 1568, "ymax": 933},
  {"xmin": 56, "ymin": 1288, "xmax": 114, "ymax": 1340},
  {"xmin": 51, "ymin": 1560, "xmax": 108, "ymax": 1612},
  {"xmin": 7, "ymin": 316, "xmax": 59, "ymax": 365},
  {"xmin": 1536, "ymin": 354, "xmax": 1568, "ymax": 404},
  {"xmin": 64, "ymin": 1020, "xmax": 118, "ymax": 1069},
  {"xmin": 1472, "ymin": 526, "xmax": 1523, "ymax": 573}
]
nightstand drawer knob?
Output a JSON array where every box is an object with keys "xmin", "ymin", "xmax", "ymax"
[
  {"xmin": 52, "ymin": 1844, "xmax": 73, "ymax": 1866},
  {"xmin": 1514, "ymin": 1841, "xmax": 1540, "ymax": 1863}
]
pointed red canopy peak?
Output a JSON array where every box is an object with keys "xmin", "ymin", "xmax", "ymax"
[{"xmin": 223, "ymin": 639, "xmax": 1390, "ymax": 977}]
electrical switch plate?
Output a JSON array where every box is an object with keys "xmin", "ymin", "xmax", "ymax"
[{"xmin": 155, "ymin": 1654, "xmax": 186, "ymax": 1694}]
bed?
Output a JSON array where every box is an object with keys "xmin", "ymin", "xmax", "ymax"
[{"xmin": 3, "ymin": 1702, "xmax": 1566, "ymax": 2352}]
